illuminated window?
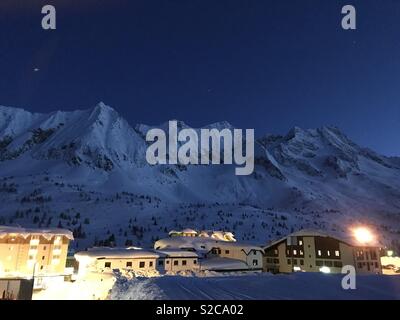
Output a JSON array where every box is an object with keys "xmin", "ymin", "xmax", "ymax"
[
  {"xmin": 317, "ymin": 250, "xmax": 321, "ymax": 256},
  {"xmin": 299, "ymin": 250, "xmax": 304, "ymax": 255},
  {"xmin": 293, "ymin": 250, "xmax": 297, "ymax": 255},
  {"xmin": 327, "ymin": 250, "xmax": 330, "ymax": 256},
  {"xmin": 253, "ymin": 259, "xmax": 258, "ymax": 266},
  {"xmin": 335, "ymin": 250, "xmax": 340, "ymax": 257},
  {"xmin": 299, "ymin": 240, "xmax": 303, "ymax": 246}
]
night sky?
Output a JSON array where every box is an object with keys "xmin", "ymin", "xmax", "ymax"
[{"xmin": 0, "ymin": 0, "xmax": 399, "ymax": 155}]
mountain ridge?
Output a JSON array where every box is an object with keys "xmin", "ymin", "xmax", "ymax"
[{"xmin": 0, "ymin": 102, "xmax": 399, "ymax": 250}]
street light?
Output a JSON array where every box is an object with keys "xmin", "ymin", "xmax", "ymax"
[{"xmin": 352, "ymin": 227, "xmax": 374, "ymax": 245}]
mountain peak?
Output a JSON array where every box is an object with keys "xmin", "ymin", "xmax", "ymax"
[{"xmin": 92, "ymin": 101, "xmax": 116, "ymax": 113}]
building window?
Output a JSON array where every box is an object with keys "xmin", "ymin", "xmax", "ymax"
[
  {"xmin": 299, "ymin": 240, "xmax": 303, "ymax": 246},
  {"xmin": 253, "ymin": 251, "xmax": 257, "ymax": 255},
  {"xmin": 327, "ymin": 250, "xmax": 330, "ymax": 257},
  {"xmin": 150, "ymin": 261, "xmax": 153, "ymax": 267},
  {"xmin": 357, "ymin": 262, "xmax": 362, "ymax": 268},
  {"xmin": 44, "ymin": 246, "xmax": 47, "ymax": 250},
  {"xmin": 158, "ymin": 260, "xmax": 164, "ymax": 266},
  {"xmin": 253, "ymin": 260, "xmax": 258, "ymax": 266},
  {"xmin": 300, "ymin": 260, "xmax": 304, "ymax": 265},
  {"xmin": 317, "ymin": 250, "xmax": 321, "ymax": 256},
  {"xmin": 194, "ymin": 260, "xmax": 197, "ymax": 264},
  {"xmin": 334, "ymin": 261, "xmax": 343, "ymax": 268},
  {"xmin": 274, "ymin": 249, "xmax": 278, "ymax": 255},
  {"xmin": 335, "ymin": 250, "xmax": 340, "ymax": 257},
  {"xmin": 273, "ymin": 259, "xmax": 279, "ymax": 264},
  {"xmin": 126, "ymin": 262, "xmax": 132, "ymax": 267},
  {"xmin": 139, "ymin": 261, "xmax": 145, "ymax": 268},
  {"xmin": 42, "ymin": 256, "xmax": 45, "ymax": 260},
  {"xmin": 105, "ymin": 262, "xmax": 111, "ymax": 268},
  {"xmin": 299, "ymin": 250, "xmax": 304, "ymax": 255},
  {"xmin": 316, "ymin": 260, "xmax": 323, "ymax": 267},
  {"xmin": 166, "ymin": 260, "xmax": 170, "ymax": 264},
  {"xmin": 182, "ymin": 260, "xmax": 187, "ymax": 266},
  {"xmin": 225, "ymin": 250, "xmax": 230, "ymax": 254},
  {"xmin": 287, "ymin": 259, "xmax": 291, "ymax": 265},
  {"xmin": 293, "ymin": 250, "xmax": 297, "ymax": 255},
  {"xmin": 375, "ymin": 262, "xmax": 379, "ymax": 268},
  {"xmin": 174, "ymin": 260, "xmax": 179, "ymax": 266},
  {"xmin": 40, "ymin": 266, "xmax": 44, "ymax": 270},
  {"xmin": 325, "ymin": 261, "xmax": 333, "ymax": 267},
  {"xmin": 293, "ymin": 259, "xmax": 298, "ymax": 265}
]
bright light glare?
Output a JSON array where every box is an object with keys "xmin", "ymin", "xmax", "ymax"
[
  {"xmin": 353, "ymin": 227, "xmax": 374, "ymax": 244},
  {"xmin": 319, "ymin": 266, "xmax": 331, "ymax": 274}
]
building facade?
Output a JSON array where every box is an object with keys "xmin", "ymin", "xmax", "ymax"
[
  {"xmin": 74, "ymin": 247, "xmax": 199, "ymax": 277},
  {"xmin": 263, "ymin": 230, "xmax": 382, "ymax": 274},
  {"xmin": 206, "ymin": 243, "xmax": 264, "ymax": 271},
  {"xmin": 0, "ymin": 226, "xmax": 73, "ymax": 278}
]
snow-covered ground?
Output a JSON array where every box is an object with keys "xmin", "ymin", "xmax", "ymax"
[{"xmin": 111, "ymin": 273, "xmax": 400, "ymax": 300}]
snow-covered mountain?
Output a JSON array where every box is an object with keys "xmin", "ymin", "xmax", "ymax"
[{"xmin": 0, "ymin": 102, "xmax": 399, "ymax": 251}]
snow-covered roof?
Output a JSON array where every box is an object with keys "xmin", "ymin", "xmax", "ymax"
[
  {"xmin": 75, "ymin": 247, "xmax": 164, "ymax": 260},
  {"xmin": 200, "ymin": 257, "xmax": 251, "ymax": 271},
  {"xmin": 0, "ymin": 225, "xmax": 74, "ymax": 240},
  {"xmin": 156, "ymin": 249, "xmax": 199, "ymax": 258},
  {"xmin": 155, "ymin": 237, "xmax": 262, "ymax": 254},
  {"xmin": 182, "ymin": 228, "xmax": 197, "ymax": 234},
  {"xmin": 265, "ymin": 229, "xmax": 382, "ymax": 248}
]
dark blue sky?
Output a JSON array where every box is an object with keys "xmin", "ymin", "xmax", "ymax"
[{"xmin": 0, "ymin": 0, "xmax": 399, "ymax": 155}]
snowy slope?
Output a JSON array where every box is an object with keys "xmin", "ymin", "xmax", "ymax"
[{"xmin": 0, "ymin": 102, "xmax": 399, "ymax": 250}]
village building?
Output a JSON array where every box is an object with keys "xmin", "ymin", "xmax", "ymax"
[
  {"xmin": 263, "ymin": 230, "xmax": 382, "ymax": 274},
  {"xmin": 168, "ymin": 229, "xmax": 236, "ymax": 242},
  {"xmin": 74, "ymin": 247, "xmax": 199, "ymax": 277},
  {"xmin": 0, "ymin": 226, "xmax": 73, "ymax": 278},
  {"xmin": 155, "ymin": 236, "xmax": 263, "ymax": 272}
]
